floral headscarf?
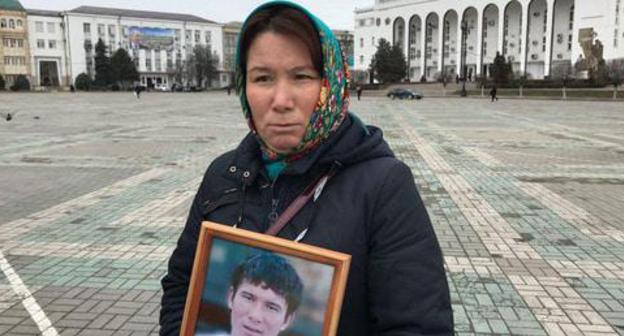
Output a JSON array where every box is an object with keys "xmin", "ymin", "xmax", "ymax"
[{"xmin": 236, "ymin": 1, "xmax": 350, "ymax": 162}]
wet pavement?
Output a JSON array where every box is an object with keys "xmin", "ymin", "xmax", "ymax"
[{"xmin": 1, "ymin": 92, "xmax": 623, "ymax": 335}]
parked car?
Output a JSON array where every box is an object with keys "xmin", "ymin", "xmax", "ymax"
[
  {"xmin": 386, "ymin": 88, "xmax": 423, "ymax": 100},
  {"xmin": 154, "ymin": 83, "xmax": 169, "ymax": 92}
]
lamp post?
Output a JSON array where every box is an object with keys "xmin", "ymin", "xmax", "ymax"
[{"xmin": 460, "ymin": 20, "xmax": 468, "ymax": 97}]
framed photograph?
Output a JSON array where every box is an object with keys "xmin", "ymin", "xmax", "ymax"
[{"xmin": 181, "ymin": 221, "xmax": 351, "ymax": 336}]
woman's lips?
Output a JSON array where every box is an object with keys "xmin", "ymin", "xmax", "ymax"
[{"xmin": 267, "ymin": 123, "xmax": 300, "ymax": 133}]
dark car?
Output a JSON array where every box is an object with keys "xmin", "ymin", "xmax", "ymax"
[{"xmin": 387, "ymin": 88, "xmax": 423, "ymax": 100}]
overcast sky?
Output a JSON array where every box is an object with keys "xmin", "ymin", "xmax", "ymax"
[{"xmin": 19, "ymin": 0, "xmax": 375, "ymax": 30}]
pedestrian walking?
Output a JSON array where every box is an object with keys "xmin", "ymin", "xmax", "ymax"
[
  {"xmin": 134, "ymin": 83, "xmax": 142, "ymax": 99},
  {"xmin": 490, "ymin": 86, "xmax": 498, "ymax": 102},
  {"xmin": 356, "ymin": 85, "xmax": 362, "ymax": 100}
]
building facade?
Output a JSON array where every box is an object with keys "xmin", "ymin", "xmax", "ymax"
[
  {"xmin": 27, "ymin": 9, "xmax": 67, "ymax": 87},
  {"xmin": 0, "ymin": 0, "xmax": 31, "ymax": 87},
  {"xmin": 1, "ymin": 0, "xmax": 235, "ymax": 90},
  {"xmin": 222, "ymin": 21, "xmax": 242, "ymax": 88},
  {"xmin": 63, "ymin": 6, "xmax": 223, "ymax": 89},
  {"xmin": 355, "ymin": 0, "xmax": 624, "ymax": 81}
]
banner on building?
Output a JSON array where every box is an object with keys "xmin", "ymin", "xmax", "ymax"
[{"xmin": 129, "ymin": 27, "xmax": 174, "ymax": 50}]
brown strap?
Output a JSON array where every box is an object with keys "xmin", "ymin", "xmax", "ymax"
[{"xmin": 264, "ymin": 166, "xmax": 338, "ymax": 236}]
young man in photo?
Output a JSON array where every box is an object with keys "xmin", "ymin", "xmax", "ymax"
[{"xmin": 207, "ymin": 253, "xmax": 303, "ymax": 336}]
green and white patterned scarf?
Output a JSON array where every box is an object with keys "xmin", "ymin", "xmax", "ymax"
[{"xmin": 236, "ymin": 1, "xmax": 350, "ymax": 163}]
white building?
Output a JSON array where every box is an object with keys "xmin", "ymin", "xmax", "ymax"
[
  {"xmin": 26, "ymin": 9, "xmax": 68, "ymax": 87},
  {"xmin": 355, "ymin": 0, "xmax": 624, "ymax": 81},
  {"xmin": 63, "ymin": 6, "xmax": 224, "ymax": 89}
]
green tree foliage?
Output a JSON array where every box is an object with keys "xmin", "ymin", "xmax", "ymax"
[
  {"xmin": 188, "ymin": 45, "xmax": 219, "ymax": 88},
  {"xmin": 0, "ymin": 73, "xmax": 5, "ymax": 90},
  {"xmin": 111, "ymin": 48, "xmax": 139, "ymax": 89},
  {"xmin": 74, "ymin": 73, "xmax": 92, "ymax": 91},
  {"xmin": 10, "ymin": 75, "xmax": 30, "ymax": 91},
  {"xmin": 94, "ymin": 38, "xmax": 112, "ymax": 87},
  {"xmin": 370, "ymin": 38, "xmax": 407, "ymax": 84},
  {"xmin": 489, "ymin": 52, "xmax": 512, "ymax": 86}
]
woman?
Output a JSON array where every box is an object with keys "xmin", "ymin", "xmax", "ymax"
[{"xmin": 160, "ymin": 2, "xmax": 453, "ymax": 335}]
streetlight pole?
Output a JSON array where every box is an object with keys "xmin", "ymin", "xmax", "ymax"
[{"xmin": 460, "ymin": 21, "xmax": 468, "ymax": 97}]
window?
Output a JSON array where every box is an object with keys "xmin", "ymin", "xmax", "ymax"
[
  {"xmin": 155, "ymin": 51, "xmax": 161, "ymax": 71},
  {"xmin": 146, "ymin": 53, "xmax": 152, "ymax": 70},
  {"xmin": 185, "ymin": 29, "xmax": 192, "ymax": 42},
  {"xmin": 0, "ymin": 19, "xmax": 6, "ymax": 28},
  {"xmin": 37, "ymin": 39, "xmax": 45, "ymax": 48},
  {"xmin": 47, "ymin": 22, "xmax": 55, "ymax": 33},
  {"xmin": 17, "ymin": 39, "xmax": 23, "ymax": 48},
  {"xmin": 108, "ymin": 24, "xmax": 115, "ymax": 36},
  {"xmin": 98, "ymin": 24, "xmax": 105, "ymax": 36},
  {"xmin": 122, "ymin": 26, "xmax": 128, "ymax": 37},
  {"xmin": 205, "ymin": 31, "xmax": 211, "ymax": 44},
  {"xmin": 16, "ymin": 19, "xmax": 22, "ymax": 27},
  {"xmin": 360, "ymin": 38, "xmax": 363, "ymax": 48},
  {"xmin": 372, "ymin": 36, "xmax": 375, "ymax": 46},
  {"xmin": 49, "ymin": 40, "xmax": 57, "ymax": 49},
  {"xmin": 360, "ymin": 55, "xmax": 364, "ymax": 64},
  {"xmin": 83, "ymin": 23, "xmax": 91, "ymax": 34},
  {"xmin": 2, "ymin": 39, "xmax": 8, "ymax": 47},
  {"xmin": 36, "ymin": 21, "xmax": 43, "ymax": 32},
  {"xmin": 195, "ymin": 30, "xmax": 200, "ymax": 43}
]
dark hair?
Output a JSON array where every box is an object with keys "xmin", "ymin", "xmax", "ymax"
[
  {"xmin": 230, "ymin": 253, "xmax": 304, "ymax": 316},
  {"xmin": 239, "ymin": 5, "xmax": 322, "ymax": 75}
]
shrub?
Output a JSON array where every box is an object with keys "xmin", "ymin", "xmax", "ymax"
[
  {"xmin": 74, "ymin": 73, "xmax": 91, "ymax": 91},
  {"xmin": 10, "ymin": 75, "xmax": 30, "ymax": 91}
]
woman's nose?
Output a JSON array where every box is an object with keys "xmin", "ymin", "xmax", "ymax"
[{"xmin": 271, "ymin": 79, "xmax": 295, "ymax": 112}]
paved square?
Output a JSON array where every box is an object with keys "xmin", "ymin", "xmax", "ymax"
[{"xmin": 1, "ymin": 92, "xmax": 623, "ymax": 335}]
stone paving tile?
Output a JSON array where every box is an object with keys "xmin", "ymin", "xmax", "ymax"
[{"xmin": 1, "ymin": 93, "xmax": 624, "ymax": 334}]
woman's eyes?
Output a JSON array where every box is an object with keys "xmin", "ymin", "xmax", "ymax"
[
  {"xmin": 250, "ymin": 73, "xmax": 317, "ymax": 83},
  {"xmin": 251, "ymin": 75, "xmax": 271, "ymax": 83},
  {"xmin": 294, "ymin": 73, "xmax": 312, "ymax": 80}
]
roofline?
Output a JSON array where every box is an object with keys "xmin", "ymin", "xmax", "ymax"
[{"xmin": 67, "ymin": 5, "xmax": 217, "ymax": 25}]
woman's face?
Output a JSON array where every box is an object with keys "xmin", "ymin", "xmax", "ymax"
[{"xmin": 246, "ymin": 31, "xmax": 321, "ymax": 153}]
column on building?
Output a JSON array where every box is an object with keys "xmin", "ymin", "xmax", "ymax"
[
  {"xmin": 419, "ymin": 15, "xmax": 426, "ymax": 81},
  {"xmin": 519, "ymin": 1, "xmax": 529, "ymax": 75},
  {"xmin": 475, "ymin": 8, "xmax": 483, "ymax": 77},
  {"xmin": 437, "ymin": 11, "xmax": 444, "ymax": 75},
  {"xmin": 544, "ymin": 0, "xmax": 555, "ymax": 77}
]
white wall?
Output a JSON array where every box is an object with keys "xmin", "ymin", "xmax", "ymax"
[
  {"xmin": 28, "ymin": 15, "xmax": 67, "ymax": 86},
  {"xmin": 355, "ymin": 0, "xmax": 624, "ymax": 80}
]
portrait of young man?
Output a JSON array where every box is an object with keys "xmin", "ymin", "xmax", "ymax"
[{"xmin": 202, "ymin": 252, "xmax": 304, "ymax": 336}]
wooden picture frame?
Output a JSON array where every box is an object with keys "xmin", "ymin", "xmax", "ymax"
[{"xmin": 181, "ymin": 221, "xmax": 351, "ymax": 336}]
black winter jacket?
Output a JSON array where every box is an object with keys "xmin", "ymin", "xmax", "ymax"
[{"xmin": 160, "ymin": 114, "xmax": 453, "ymax": 335}]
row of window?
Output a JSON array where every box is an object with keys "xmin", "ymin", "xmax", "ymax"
[
  {"xmin": 359, "ymin": 36, "xmax": 376, "ymax": 48},
  {"xmin": 2, "ymin": 38, "xmax": 25, "ymax": 48},
  {"xmin": 3, "ymin": 56, "xmax": 27, "ymax": 66},
  {"xmin": 34, "ymin": 21, "xmax": 58, "ymax": 34},
  {"xmin": 82, "ymin": 23, "xmax": 212, "ymax": 44},
  {"xmin": 36, "ymin": 39, "xmax": 57, "ymax": 49},
  {"xmin": 0, "ymin": 18, "xmax": 24, "ymax": 29}
]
